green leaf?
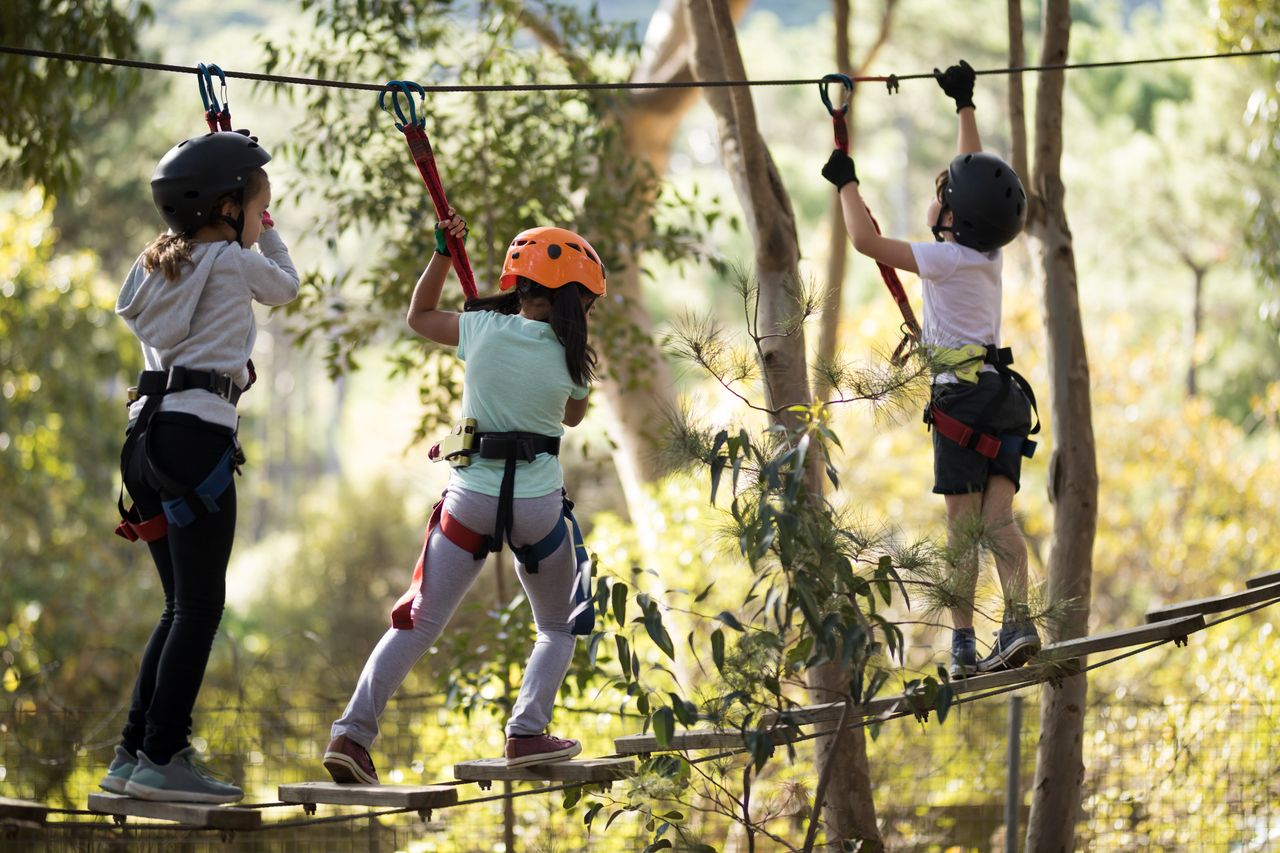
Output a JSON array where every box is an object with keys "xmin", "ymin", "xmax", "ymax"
[
  {"xmin": 612, "ymin": 581, "xmax": 629, "ymax": 626},
  {"xmin": 715, "ymin": 611, "xmax": 746, "ymax": 632},
  {"xmin": 711, "ymin": 628, "xmax": 725, "ymax": 673},
  {"xmin": 583, "ymin": 801, "xmax": 604, "ymax": 827},
  {"xmin": 562, "ymin": 784, "xmax": 583, "ymax": 809},
  {"xmin": 652, "ymin": 706, "xmax": 675, "ymax": 749},
  {"xmin": 616, "ymin": 635, "xmax": 632, "ymax": 681},
  {"xmin": 645, "ymin": 608, "xmax": 676, "ymax": 661}
]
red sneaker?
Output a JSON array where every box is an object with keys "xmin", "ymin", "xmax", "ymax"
[
  {"xmin": 323, "ymin": 735, "xmax": 379, "ymax": 785},
  {"xmin": 504, "ymin": 733, "xmax": 582, "ymax": 767}
]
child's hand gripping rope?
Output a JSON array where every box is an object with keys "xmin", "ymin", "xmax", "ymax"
[{"xmin": 933, "ymin": 59, "xmax": 976, "ymax": 111}]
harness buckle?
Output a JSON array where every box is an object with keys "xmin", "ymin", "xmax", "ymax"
[
  {"xmin": 434, "ymin": 418, "xmax": 478, "ymax": 467},
  {"xmin": 127, "ymin": 386, "xmax": 140, "ymax": 405}
]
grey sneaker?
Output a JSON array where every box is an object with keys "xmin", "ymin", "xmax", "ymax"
[
  {"xmin": 124, "ymin": 747, "xmax": 243, "ymax": 803},
  {"xmin": 949, "ymin": 628, "xmax": 978, "ymax": 678},
  {"xmin": 977, "ymin": 620, "xmax": 1042, "ymax": 674},
  {"xmin": 98, "ymin": 745, "xmax": 137, "ymax": 794}
]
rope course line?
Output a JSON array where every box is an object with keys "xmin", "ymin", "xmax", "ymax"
[{"xmin": 1, "ymin": 44, "xmax": 1278, "ymax": 95}]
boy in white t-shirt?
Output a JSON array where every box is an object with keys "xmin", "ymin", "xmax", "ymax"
[{"xmin": 821, "ymin": 60, "xmax": 1040, "ymax": 678}]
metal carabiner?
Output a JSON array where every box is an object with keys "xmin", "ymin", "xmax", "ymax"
[
  {"xmin": 379, "ymin": 80, "xmax": 426, "ymax": 131},
  {"xmin": 208, "ymin": 63, "xmax": 229, "ymax": 117},
  {"xmin": 819, "ymin": 72, "xmax": 853, "ymax": 117}
]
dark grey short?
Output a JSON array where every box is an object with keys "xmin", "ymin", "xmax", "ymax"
[{"xmin": 930, "ymin": 372, "xmax": 1033, "ymax": 495}]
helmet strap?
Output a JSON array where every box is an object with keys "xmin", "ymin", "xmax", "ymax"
[
  {"xmin": 931, "ymin": 205, "xmax": 953, "ymax": 243},
  {"xmin": 216, "ymin": 209, "xmax": 246, "ymax": 246}
]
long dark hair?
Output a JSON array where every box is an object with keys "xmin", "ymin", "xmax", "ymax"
[{"xmin": 465, "ymin": 276, "xmax": 598, "ymax": 386}]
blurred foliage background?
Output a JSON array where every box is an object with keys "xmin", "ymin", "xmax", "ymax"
[{"xmin": 2, "ymin": 0, "xmax": 1279, "ymax": 849}]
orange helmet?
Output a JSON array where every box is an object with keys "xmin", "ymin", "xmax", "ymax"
[{"xmin": 499, "ymin": 226, "xmax": 607, "ymax": 296}]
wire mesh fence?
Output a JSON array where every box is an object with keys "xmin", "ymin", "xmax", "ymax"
[{"xmin": 3, "ymin": 682, "xmax": 1279, "ymax": 850}]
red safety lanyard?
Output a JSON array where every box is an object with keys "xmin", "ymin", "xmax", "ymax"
[
  {"xmin": 198, "ymin": 63, "xmax": 232, "ymax": 131},
  {"xmin": 381, "ymin": 81, "xmax": 478, "ymax": 300},
  {"xmin": 821, "ymin": 74, "xmax": 921, "ymax": 362}
]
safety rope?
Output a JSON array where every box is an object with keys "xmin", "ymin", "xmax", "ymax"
[{"xmin": 1, "ymin": 44, "xmax": 1276, "ymax": 95}]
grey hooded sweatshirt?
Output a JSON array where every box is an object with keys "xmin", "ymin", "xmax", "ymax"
[{"xmin": 116, "ymin": 228, "xmax": 300, "ymax": 431}]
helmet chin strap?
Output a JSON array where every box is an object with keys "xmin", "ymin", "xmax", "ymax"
[
  {"xmin": 931, "ymin": 205, "xmax": 953, "ymax": 243},
  {"xmin": 216, "ymin": 209, "xmax": 246, "ymax": 245}
]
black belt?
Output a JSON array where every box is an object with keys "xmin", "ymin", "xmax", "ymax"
[{"xmin": 131, "ymin": 365, "xmax": 245, "ymax": 406}]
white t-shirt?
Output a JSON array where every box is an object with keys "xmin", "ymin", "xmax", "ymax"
[{"xmin": 910, "ymin": 240, "xmax": 1003, "ymax": 382}]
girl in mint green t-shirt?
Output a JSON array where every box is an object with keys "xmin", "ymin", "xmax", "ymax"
[{"xmin": 324, "ymin": 215, "xmax": 607, "ymax": 782}]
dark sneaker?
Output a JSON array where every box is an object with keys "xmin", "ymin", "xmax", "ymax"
[
  {"xmin": 99, "ymin": 745, "xmax": 137, "ymax": 794},
  {"xmin": 949, "ymin": 628, "xmax": 978, "ymax": 678},
  {"xmin": 124, "ymin": 748, "xmax": 243, "ymax": 803},
  {"xmin": 504, "ymin": 733, "xmax": 581, "ymax": 767},
  {"xmin": 977, "ymin": 621, "xmax": 1042, "ymax": 674},
  {"xmin": 324, "ymin": 734, "xmax": 379, "ymax": 785}
]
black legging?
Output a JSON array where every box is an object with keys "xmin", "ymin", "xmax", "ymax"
[{"xmin": 119, "ymin": 412, "xmax": 237, "ymax": 763}]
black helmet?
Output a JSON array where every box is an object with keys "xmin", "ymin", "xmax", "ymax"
[
  {"xmin": 151, "ymin": 130, "xmax": 271, "ymax": 234},
  {"xmin": 943, "ymin": 152, "xmax": 1026, "ymax": 252}
]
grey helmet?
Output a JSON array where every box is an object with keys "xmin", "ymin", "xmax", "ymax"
[
  {"xmin": 151, "ymin": 130, "xmax": 270, "ymax": 235},
  {"xmin": 943, "ymin": 152, "xmax": 1026, "ymax": 252}
]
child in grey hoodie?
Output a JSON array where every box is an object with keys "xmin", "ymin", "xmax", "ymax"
[{"xmin": 102, "ymin": 131, "xmax": 299, "ymax": 804}]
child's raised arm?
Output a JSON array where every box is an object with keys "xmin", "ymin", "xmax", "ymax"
[
  {"xmin": 406, "ymin": 210, "xmax": 468, "ymax": 346},
  {"xmin": 822, "ymin": 151, "xmax": 919, "ymax": 274},
  {"xmin": 934, "ymin": 60, "xmax": 982, "ymax": 154}
]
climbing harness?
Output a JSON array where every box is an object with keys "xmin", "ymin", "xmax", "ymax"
[
  {"xmin": 380, "ymin": 81, "xmax": 478, "ymax": 299},
  {"xmin": 923, "ymin": 345, "xmax": 1040, "ymax": 460},
  {"xmin": 114, "ymin": 365, "xmax": 251, "ymax": 542},
  {"xmin": 820, "ymin": 73, "xmax": 921, "ymax": 362},
  {"xmin": 197, "ymin": 63, "xmax": 232, "ymax": 131},
  {"xmin": 390, "ymin": 489, "xmax": 595, "ymax": 636}
]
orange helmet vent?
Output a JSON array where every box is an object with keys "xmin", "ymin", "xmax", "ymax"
[{"xmin": 499, "ymin": 226, "xmax": 606, "ymax": 296}]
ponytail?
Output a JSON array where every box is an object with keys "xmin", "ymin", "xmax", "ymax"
[{"xmin": 142, "ymin": 232, "xmax": 197, "ymax": 281}]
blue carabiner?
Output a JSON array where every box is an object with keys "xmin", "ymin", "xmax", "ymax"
[
  {"xmin": 197, "ymin": 62, "xmax": 219, "ymax": 114},
  {"xmin": 819, "ymin": 73, "xmax": 853, "ymax": 117},
  {"xmin": 379, "ymin": 80, "xmax": 425, "ymax": 131}
]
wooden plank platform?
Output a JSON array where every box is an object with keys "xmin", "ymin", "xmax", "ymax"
[
  {"xmin": 278, "ymin": 782, "xmax": 458, "ymax": 811},
  {"xmin": 0, "ymin": 796, "xmax": 48, "ymax": 824},
  {"xmin": 615, "ymin": 661, "xmax": 1085, "ymax": 755},
  {"xmin": 1042, "ymin": 614, "xmax": 1205, "ymax": 658},
  {"xmin": 87, "ymin": 792, "xmax": 262, "ymax": 830},
  {"xmin": 1145, "ymin": 582, "xmax": 1280, "ymax": 623},
  {"xmin": 452, "ymin": 757, "xmax": 634, "ymax": 784},
  {"xmin": 1246, "ymin": 569, "xmax": 1280, "ymax": 589}
]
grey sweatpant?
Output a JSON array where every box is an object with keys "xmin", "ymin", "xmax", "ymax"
[{"xmin": 332, "ymin": 487, "xmax": 578, "ymax": 745}]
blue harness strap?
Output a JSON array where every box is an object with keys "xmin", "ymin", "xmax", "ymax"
[
  {"xmin": 511, "ymin": 496, "xmax": 594, "ymax": 636},
  {"xmin": 160, "ymin": 443, "xmax": 240, "ymax": 527}
]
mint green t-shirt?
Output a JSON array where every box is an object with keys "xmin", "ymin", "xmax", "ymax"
[{"xmin": 450, "ymin": 309, "xmax": 589, "ymax": 498}]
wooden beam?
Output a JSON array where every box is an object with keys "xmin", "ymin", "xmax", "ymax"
[
  {"xmin": 0, "ymin": 796, "xmax": 47, "ymax": 824},
  {"xmin": 277, "ymin": 782, "xmax": 458, "ymax": 810},
  {"xmin": 950, "ymin": 659, "xmax": 1083, "ymax": 692},
  {"xmin": 452, "ymin": 758, "xmax": 633, "ymax": 784},
  {"xmin": 1042, "ymin": 614, "xmax": 1205, "ymax": 656},
  {"xmin": 1245, "ymin": 569, "xmax": 1280, "ymax": 589},
  {"xmin": 87, "ymin": 792, "xmax": 261, "ymax": 830},
  {"xmin": 1145, "ymin": 583, "xmax": 1280, "ymax": 623}
]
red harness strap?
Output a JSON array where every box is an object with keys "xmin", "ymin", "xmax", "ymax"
[
  {"xmin": 381, "ymin": 81, "xmax": 478, "ymax": 300},
  {"xmin": 390, "ymin": 492, "xmax": 488, "ymax": 630},
  {"xmin": 820, "ymin": 73, "xmax": 920, "ymax": 362},
  {"xmin": 928, "ymin": 404, "xmax": 1004, "ymax": 459},
  {"xmin": 114, "ymin": 509, "xmax": 169, "ymax": 543}
]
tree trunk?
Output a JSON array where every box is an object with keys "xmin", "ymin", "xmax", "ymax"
[
  {"xmin": 683, "ymin": 1, "xmax": 883, "ymax": 848},
  {"xmin": 543, "ymin": 0, "xmax": 747, "ymax": 516},
  {"xmin": 1018, "ymin": 3, "xmax": 1098, "ymax": 851}
]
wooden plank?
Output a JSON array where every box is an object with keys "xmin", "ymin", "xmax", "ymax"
[
  {"xmin": 1146, "ymin": 582, "xmax": 1280, "ymax": 623},
  {"xmin": 0, "ymin": 796, "xmax": 47, "ymax": 824},
  {"xmin": 949, "ymin": 658, "xmax": 1083, "ymax": 693},
  {"xmin": 1246, "ymin": 569, "xmax": 1280, "ymax": 589},
  {"xmin": 87, "ymin": 792, "xmax": 261, "ymax": 830},
  {"xmin": 277, "ymin": 782, "xmax": 458, "ymax": 810},
  {"xmin": 1041, "ymin": 614, "xmax": 1205, "ymax": 657},
  {"xmin": 452, "ymin": 757, "xmax": 634, "ymax": 783}
]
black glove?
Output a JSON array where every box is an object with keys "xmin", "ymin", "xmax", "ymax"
[
  {"xmin": 933, "ymin": 59, "xmax": 976, "ymax": 112},
  {"xmin": 822, "ymin": 149, "xmax": 858, "ymax": 190}
]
